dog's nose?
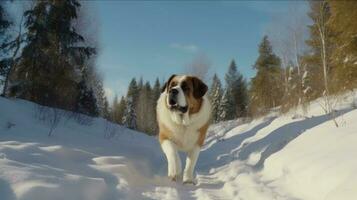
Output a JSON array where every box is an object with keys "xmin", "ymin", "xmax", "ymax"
[
  {"xmin": 169, "ymin": 98, "xmax": 176, "ymax": 106},
  {"xmin": 170, "ymin": 88, "xmax": 178, "ymax": 96}
]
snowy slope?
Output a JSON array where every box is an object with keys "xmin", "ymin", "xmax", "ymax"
[{"xmin": 1, "ymin": 94, "xmax": 357, "ymax": 200}]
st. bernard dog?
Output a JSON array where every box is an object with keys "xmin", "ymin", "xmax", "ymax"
[{"xmin": 156, "ymin": 74, "xmax": 211, "ymax": 184}]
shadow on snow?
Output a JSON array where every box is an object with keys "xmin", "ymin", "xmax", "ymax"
[{"xmin": 199, "ymin": 108, "xmax": 353, "ymax": 173}]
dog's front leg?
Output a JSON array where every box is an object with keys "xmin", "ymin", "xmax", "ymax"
[
  {"xmin": 183, "ymin": 145, "xmax": 200, "ymax": 184},
  {"xmin": 161, "ymin": 140, "xmax": 182, "ymax": 181}
]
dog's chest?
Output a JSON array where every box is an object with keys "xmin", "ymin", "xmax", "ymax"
[{"xmin": 171, "ymin": 127, "xmax": 199, "ymax": 152}]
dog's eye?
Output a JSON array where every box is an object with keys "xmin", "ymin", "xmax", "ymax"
[
  {"xmin": 171, "ymin": 82, "xmax": 177, "ymax": 87},
  {"xmin": 181, "ymin": 82, "xmax": 189, "ymax": 91}
]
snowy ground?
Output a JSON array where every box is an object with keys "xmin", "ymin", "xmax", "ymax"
[{"xmin": 0, "ymin": 94, "xmax": 357, "ymax": 200}]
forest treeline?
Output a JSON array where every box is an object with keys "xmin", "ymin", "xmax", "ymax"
[{"xmin": 1, "ymin": 1, "xmax": 357, "ymax": 135}]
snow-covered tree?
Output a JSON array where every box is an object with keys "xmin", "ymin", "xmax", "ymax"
[
  {"xmin": 218, "ymin": 89, "xmax": 230, "ymax": 121},
  {"xmin": 209, "ymin": 73, "xmax": 223, "ymax": 123},
  {"xmin": 0, "ymin": 1, "xmax": 13, "ymax": 94},
  {"xmin": 112, "ymin": 96, "xmax": 126, "ymax": 124},
  {"xmin": 122, "ymin": 96, "xmax": 136, "ymax": 130}
]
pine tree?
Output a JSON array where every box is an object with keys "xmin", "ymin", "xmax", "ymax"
[
  {"xmin": 75, "ymin": 78, "xmax": 98, "ymax": 117},
  {"xmin": 224, "ymin": 60, "xmax": 238, "ymax": 119},
  {"xmin": 151, "ymin": 78, "xmax": 161, "ymax": 134},
  {"xmin": 0, "ymin": 1, "xmax": 14, "ymax": 96},
  {"xmin": 0, "ymin": 3, "xmax": 11, "ymax": 39},
  {"xmin": 122, "ymin": 96, "xmax": 136, "ymax": 129},
  {"xmin": 123, "ymin": 78, "xmax": 139, "ymax": 130},
  {"xmin": 103, "ymin": 97, "xmax": 110, "ymax": 120},
  {"xmin": 94, "ymin": 78, "xmax": 107, "ymax": 118},
  {"xmin": 111, "ymin": 95, "xmax": 119, "ymax": 122},
  {"xmin": 114, "ymin": 96, "xmax": 126, "ymax": 125},
  {"xmin": 218, "ymin": 89, "xmax": 230, "ymax": 121},
  {"xmin": 250, "ymin": 36, "xmax": 284, "ymax": 115},
  {"xmin": 127, "ymin": 78, "xmax": 139, "ymax": 104},
  {"xmin": 137, "ymin": 77, "xmax": 143, "ymax": 91},
  {"xmin": 224, "ymin": 60, "xmax": 248, "ymax": 119},
  {"xmin": 328, "ymin": 1, "xmax": 357, "ymax": 90},
  {"xmin": 209, "ymin": 73, "xmax": 223, "ymax": 123},
  {"xmin": 11, "ymin": 0, "xmax": 95, "ymax": 110},
  {"xmin": 137, "ymin": 81, "xmax": 152, "ymax": 133},
  {"xmin": 152, "ymin": 78, "xmax": 161, "ymax": 103},
  {"xmin": 0, "ymin": 2, "xmax": 11, "ymax": 59}
]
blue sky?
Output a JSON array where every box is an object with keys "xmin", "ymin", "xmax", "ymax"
[
  {"xmin": 94, "ymin": 1, "xmax": 309, "ymax": 101},
  {"xmin": 7, "ymin": 1, "xmax": 309, "ymax": 101}
]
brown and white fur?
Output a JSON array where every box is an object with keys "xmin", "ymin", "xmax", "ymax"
[{"xmin": 156, "ymin": 74, "xmax": 211, "ymax": 184}]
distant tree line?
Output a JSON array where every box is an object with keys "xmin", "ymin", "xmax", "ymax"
[
  {"xmin": 109, "ymin": 61, "xmax": 249, "ymax": 135},
  {"xmin": 110, "ymin": 78, "xmax": 161, "ymax": 135}
]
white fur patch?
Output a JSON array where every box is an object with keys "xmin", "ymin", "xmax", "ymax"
[{"xmin": 161, "ymin": 140, "xmax": 182, "ymax": 178}]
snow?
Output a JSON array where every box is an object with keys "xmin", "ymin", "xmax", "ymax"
[{"xmin": 1, "ymin": 93, "xmax": 357, "ymax": 200}]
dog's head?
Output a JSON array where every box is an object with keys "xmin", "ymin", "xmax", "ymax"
[{"xmin": 162, "ymin": 74, "xmax": 208, "ymax": 114}]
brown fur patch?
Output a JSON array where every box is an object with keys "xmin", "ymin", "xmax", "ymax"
[
  {"xmin": 158, "ymin": 122, "xmax": 183, "ymax": 147},
  {"xmin": 185, "ymin": 76, "xmax": 204, "ymax": 114},
  {"xmin": 197, "ymin": 122, "xmax": 209, "ymax": 146},
  {"xmin": 158, "ymin": 122, "xmax": 170, "ymax": 144}
]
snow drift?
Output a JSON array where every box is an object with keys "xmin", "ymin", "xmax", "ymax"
[{"xmin": 0, "ymin": 93, "xmax": 357, "ymax": 200}]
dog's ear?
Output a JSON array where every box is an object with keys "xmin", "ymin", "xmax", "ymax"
[
  {"xmin": 161, "ymin": 74, "xmax": 176, "ymax": 93},
  {"xmin": 191, "ymin": 76, "xmax": 208, "ymax": 98}
]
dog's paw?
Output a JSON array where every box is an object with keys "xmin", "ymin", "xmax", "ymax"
[
  {"xmin": 183, "ymin": 179, "xmax": 197, "ymax": 185},
  {"xmin": 168, "ymin": 175, "xmax": 180, "ymax": 182}
]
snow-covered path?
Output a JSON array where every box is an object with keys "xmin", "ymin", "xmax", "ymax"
[{"xmin": 1, "ymin": 95, "xmax": 357, "ymax": 200}]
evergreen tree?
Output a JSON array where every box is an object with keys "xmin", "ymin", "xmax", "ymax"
[
  {"xmin": 127, "ymin": 78, "xmax": 139, "ymax": 104},
  {"xmin": 75, "ymin": 78, "xmax": 98, "ymax": 117},
  {"xmin": 123, "ymin": 78, "xmax": 139, "ymax": 129},
  {"xmin": 0, "ymin": 3, "xmax": 11, "ymax": 40},
  {"xmin": 250, "ymin": 36, "xmax": 284, "ymax": 115},
  {"xmin": 225, "ymin": 60, "xmax": 248, "ymax": 119},
  {"xmin": 94, "ymin": 78, "xmax": 107, "ymax": 118},
  {"xmin": 111, "ymin": 95, "xmax": 119, "ymax": 122},
  {"xmin": 103, "ymin": 97, "xmax": 110, "ymax": 120},
  {"xmin": 224, "ymin": 61, "xmax": 237, "ymax": 119},
  {"xmin": 136, "ymin": 81, "xmax": 156, "ymax": 134},
  {"xmin": 122, "ymin": 96, "xmax": 136, "ymax": 129},
  {"xmin": 0, "ymin": 2, "xmax": 11, "ymax": 59},
  {"xmin": 137, "ymin": 77, "xmax": 144, "ymax": 91},
  {"xmin": 328, "ymin": 0, "xmax": 357, "ymax": 90},
  {"xmin": 218, "ymin": 89, "xmax": 230, "ymax": 121},
  {"xmin": 209, "ymin": 73, "xmax": 223, "ymax": 123},
  {"xmin": 114, "ymin": 96, "xmax": 126, "ymax": 125},
  {"xmin": 0, "ymin": 1, "xmax": 14, "ymax": 96},
  {"xmin": 152, "ymin": 78, "xmax": 161, "ymax": 103},
  {"xmin": 151, "ymin": 78, "xmax": 161, "ymax": 134},
  {"xmin": 11, "ymin": 0, "xmax": 95, "ymax": 110}
]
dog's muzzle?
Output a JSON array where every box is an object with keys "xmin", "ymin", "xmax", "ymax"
[{"xmin": 168, "ymin": 89, "xmax": 188, "ymax": 113}]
